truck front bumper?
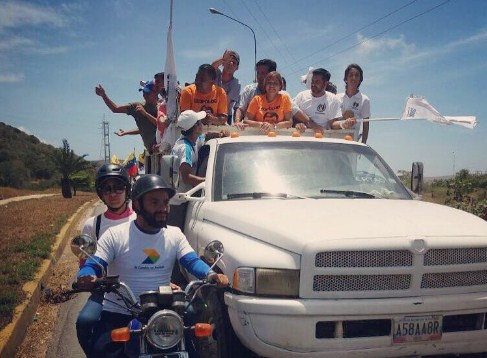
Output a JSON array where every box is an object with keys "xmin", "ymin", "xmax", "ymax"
[{"xmin": 224, "ymin": 291, "xmax": 487, "ymax": 357}]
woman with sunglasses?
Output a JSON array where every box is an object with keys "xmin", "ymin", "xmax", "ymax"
[{"xmin": 76, "ymin": 163, "xmax": 135, "ymax": 356}]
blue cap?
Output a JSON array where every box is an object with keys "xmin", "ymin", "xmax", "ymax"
[{"xmin": 139, "ymin": 80, "xmax": 155, "ymax": 93}]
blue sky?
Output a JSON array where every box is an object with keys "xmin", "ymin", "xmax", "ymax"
[{"xmin": 0, "ymin": 0, "xmax": 486, "ymax": 177}]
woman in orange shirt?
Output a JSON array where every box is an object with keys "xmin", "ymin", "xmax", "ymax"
[{"xmin": 244, "ymin": 71, "xmax": 293, "ymax": 133}]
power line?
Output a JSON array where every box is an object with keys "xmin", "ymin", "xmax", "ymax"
[
  {"xmin": 284, "ymin": 0, "xmax": 420, "ymax": 73},
  {"xmin": 252, "ymin": 0, "xmax": 297, "ymax": 65},
  {"xmin": 237, "ymin": 0, "xmax": 291, "ymax": 65},
  {"xmin": 291, "ymin": 0, "xmax": 451, "ymax": 76}
]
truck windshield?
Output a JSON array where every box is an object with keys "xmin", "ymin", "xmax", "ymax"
[{"xmin": 212, "ymin": 141, "xmax": 411, "ymax": 201}]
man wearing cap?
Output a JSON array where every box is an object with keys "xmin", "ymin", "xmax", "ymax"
[
  {"xmin": 95, "ymin": 81, "xmax": 159, "ymax": 153},
  {"xmin": 179, "ymin": 64, "xmax": 228, "ymax": 126},
  {"xmin": 171, "ymin": 110, "xmax": 208, "ymax": 193},
  {"xmin": 212, "ymin": 50, "xmax": 241, "ymax": 124}
]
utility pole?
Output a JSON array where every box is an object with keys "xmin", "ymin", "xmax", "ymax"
[{"xmin": 103, "ymin": 116, "xmax": 110, "ymax": 163}]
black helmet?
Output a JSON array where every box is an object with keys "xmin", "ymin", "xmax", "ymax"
[
  {"xmin": 95, "ymin": 164, "xmax": 131, "ymax": 200},
  {"xmin": 132, "ymin": 174, "xmax": 175, "ymax": 202},
  {"xmin": 95, "ymin": 164, "xmax": 130, "ymax": 188}
]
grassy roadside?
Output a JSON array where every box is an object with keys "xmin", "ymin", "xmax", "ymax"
[{"xmin": 0, "ymin": 190, "xmax": 96, "ymax": 330}]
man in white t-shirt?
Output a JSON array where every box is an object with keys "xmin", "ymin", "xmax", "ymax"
[
  {"xmin": 76, "ymin": 174, "xmax": 228, "ymax": 357},
  {"xmin": 336, "ymin": 63, "xmax": 370, "ymax": 143},
  {"xmin": 293, "ymin": 68, "xmax": 345, "ymax": 133}
]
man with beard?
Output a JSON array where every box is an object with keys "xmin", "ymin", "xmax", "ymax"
[
  {"xmin": 76, "ymin": 174, "xmax": 228, "ymax": 357},
  {"xmin": 293, "ymin": 68, "xmax": 350, "ymax": 134}
]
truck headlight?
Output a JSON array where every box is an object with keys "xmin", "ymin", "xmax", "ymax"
[
  {"xmin": 233, "ymin": 268, "xmax": 299, "ymax": 297},
  {"xmin": 145, "ymin": 310, "xmax": 183, "ymax": 349}
]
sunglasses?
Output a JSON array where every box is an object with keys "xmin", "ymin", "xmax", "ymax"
[{"xmin": 100, "ymin": 183, "xmax": 126, "ymax": 195}]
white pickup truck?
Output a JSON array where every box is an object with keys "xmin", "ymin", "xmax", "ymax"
[{"xmin": 156, "ymin": 129, "xmax": 487, "ymax": 358}]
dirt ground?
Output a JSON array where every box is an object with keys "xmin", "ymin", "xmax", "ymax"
[
  {"xmin": 0, "ymin": 189, "xmax": 97, "ymax": 358},
  {"xmin": 14, "ymin": 247, "xmax": 80, "ymax": 358}
]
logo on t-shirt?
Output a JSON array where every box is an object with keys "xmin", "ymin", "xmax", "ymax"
[
  {"xmin": 352, "ymin": 102, "xmax": 359, "ymax": 110},
  {"xmin": 317, "ymin": 104, "xmax": 326, "ymax": 112},
  {"xmin": 142, "ymin": 249, "xmax": 160, "ymax": 264}
]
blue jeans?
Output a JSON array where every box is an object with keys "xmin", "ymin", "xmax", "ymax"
[
  {"xmin": 91, "ymin": 310, "xmax": 133, "ymax": 358},
  {"xmin": 76, "ymin": 292, "xmax": 104, "ymax": 356}
]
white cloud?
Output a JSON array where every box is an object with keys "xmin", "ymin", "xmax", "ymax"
[
  {"xmin": 0, "ymin": 72, "xmax": 25, "ymax": 83},
  {"xmin": 0, "ymin": 1, "xmax": 69, "ymax": 33},
  {"xmin": 18, "ymin": 126, "xmax": 32, "ymax": 135},
  {"xmin": 18, "ymin": 126, "xmax": 52, "ymax": 145},
  {"xmin": 0, "ymin": 35, "xmax": 35, "ymax": 51},
  {"xmin": 356, "ymin": 33, "xmax": 416, "ymax": 56}
]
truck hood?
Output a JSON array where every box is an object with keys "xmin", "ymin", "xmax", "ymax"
[{"xmin": 202, "ymin": 199, "xmax": 487, "ymax": 253}]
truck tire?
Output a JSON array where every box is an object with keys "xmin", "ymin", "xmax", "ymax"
[{"xmin": 196, "ymin": 288, "xmax": 255, "ymax": 358}]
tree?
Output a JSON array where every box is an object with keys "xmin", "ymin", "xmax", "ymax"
[
  {"xmin": 397, "ymin": 170, "xmax": 411, "ymax": 189},
  {"xmin": 51, "ymin": 139, "xmax": 91, "ymax": 198},
  {"xmin": 445, "ymin": 169, "xmax": 487, "ymax": 219}
]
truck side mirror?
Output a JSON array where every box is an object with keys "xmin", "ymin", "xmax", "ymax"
[{"xmin": 411, "ymin": 162, "xmax": 424, "ymax": 194}]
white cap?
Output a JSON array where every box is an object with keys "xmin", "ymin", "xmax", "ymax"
[{"xmin": 177, "ymin": 110, "xmax": 206, "ymax": 130}]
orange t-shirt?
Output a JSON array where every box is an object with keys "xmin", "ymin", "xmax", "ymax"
[
  {"xmin": 179, "ymin": 84, "xmax": 228, "ymax": 116},
  {"xmin": 247, "ymin": 93, "xmax": 292, "ymax": 123}
]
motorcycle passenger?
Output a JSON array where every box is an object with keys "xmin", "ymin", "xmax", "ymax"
[
  {"xmin": 76, "ymin": 163, "xmax": 135, "ymax": 356},
  {"xmin": 76, "ymin": 174, "xmax": 229, "ymax": 358}
]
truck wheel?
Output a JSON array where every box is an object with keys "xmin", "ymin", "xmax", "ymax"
[{"xmin": 196, "ymin": 288, "xmax": 255, "ymax": 358}]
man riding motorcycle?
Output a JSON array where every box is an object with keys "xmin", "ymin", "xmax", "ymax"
[{"xmin": 76, "ymin": 174, "xmax": 228, "ymax": 357}]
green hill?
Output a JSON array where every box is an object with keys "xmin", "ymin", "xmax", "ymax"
[{"xmin": 0, "ymin": 122, "xmax": 94, "ymax": 189}]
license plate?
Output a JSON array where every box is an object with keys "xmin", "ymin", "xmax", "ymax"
[{"xmin": 393, "ymin": 315, "xmax": 442, "ymax": 344}]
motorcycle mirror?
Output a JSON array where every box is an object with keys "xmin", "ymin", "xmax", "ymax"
[
  {"xmin": 71, "ymin": 234, "xmax": 97, "ymax": 259},
  {"xmin": 204, "ymin": 240, "xmax": 224, "ymax": 264}
]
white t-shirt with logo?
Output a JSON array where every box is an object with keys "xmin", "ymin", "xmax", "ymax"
[
  {"xmin": 95, "ymin": 221, "xmax": 194, "ymax": 315},
  {"xmin": 293, "ymin": 90, "xmax": 342, "ymax": 129},
  {"xmin": 336, "ymin": 91, "xmax": 370, "ymax": 140}
]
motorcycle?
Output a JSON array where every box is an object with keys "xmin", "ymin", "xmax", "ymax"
[{"xmin": 70, "ymin": 234, "xmax": 226, "ymax": 358}]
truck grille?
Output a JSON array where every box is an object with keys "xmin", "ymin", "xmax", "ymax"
[
  {"xmin": 307, "ymin": 246, "xmax": 487, "ymax": 298},
  {"xmin": 315, "ymin": 250, "xmax": 412, "ymax": 267},
  {"xmin": 424, "ymin": 248, "xmax": 487, "ymax": 265},
  {"xmin": 313, "ymin": 274, "xmax": 411, "ymax": 291}
]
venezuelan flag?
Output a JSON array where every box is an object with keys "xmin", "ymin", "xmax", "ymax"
[{"xmin": 123, "ymin": 150, "xmax": 138, "ymax": 177}]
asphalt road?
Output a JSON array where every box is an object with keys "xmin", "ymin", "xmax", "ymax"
[{"xmin": 45, "ymin": 202, "xmax": 105, "ymax": 358}]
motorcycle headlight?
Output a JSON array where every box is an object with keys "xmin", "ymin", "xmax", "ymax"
[
  {"xmin": 233, "ymin": 268, "xmax": 300, "ymax": 297},
  {"xmin": 145, "ymin": 310, "xmax": 183, "ymax": 349}
]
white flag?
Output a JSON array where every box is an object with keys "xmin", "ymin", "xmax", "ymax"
[
  {"xmin": 162, "ymin": 0, "xmax": 178, "ymax": 147},
  {"xmin": 300, "ymin": 67, "xmax": 314, "ymax": 89},
  {"xmin": 400, "ymin": 95, "xmax": 477, "ymax": 129}
]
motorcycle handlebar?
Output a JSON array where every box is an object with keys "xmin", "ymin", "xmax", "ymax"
[{"xmin": 70, "ymin": 275, "xmax": 120, "ymax": 293}]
